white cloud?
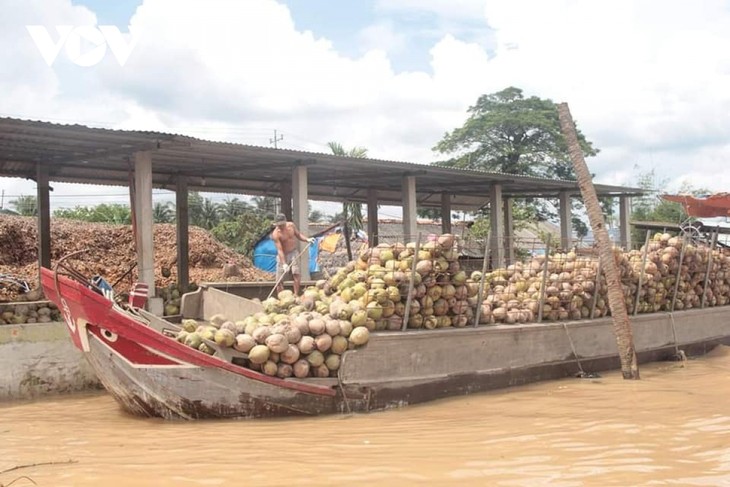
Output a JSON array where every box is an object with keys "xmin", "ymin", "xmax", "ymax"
[{"xmin": 2, "ymin": 0, "xmax": 730, "ymax": 212}]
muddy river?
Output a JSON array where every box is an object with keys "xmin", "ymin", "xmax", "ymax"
[{"xmin": 2, "ymin": 346, "xmax": 730, "ymax": 486}]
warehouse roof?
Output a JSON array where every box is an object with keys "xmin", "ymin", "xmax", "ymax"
[{"xmin": 0, "ymin": 117, "xmax": 644, "ymax": 210}]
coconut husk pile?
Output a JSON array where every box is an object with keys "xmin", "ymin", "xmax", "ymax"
[{"xmin": 0, "ymin": 215, "xmax": 272, "ymax": 302}]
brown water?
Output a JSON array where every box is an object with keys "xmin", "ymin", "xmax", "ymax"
[{"xmin": 2, "ymin": 348, "xmax": 730, "ymax": 487}]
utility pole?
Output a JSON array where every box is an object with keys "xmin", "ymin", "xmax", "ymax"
[
  {"xmin": 0, "ymin": 190, "xmax": 4, "ymax": 210},
  {"xmin": 270, "ymin": 130, "xmax": 283, "ymax": 149}
]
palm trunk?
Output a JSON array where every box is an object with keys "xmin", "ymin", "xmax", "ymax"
[{"xmin": 557, "ymin": 103, "xmax": 640, "ymax": 380}]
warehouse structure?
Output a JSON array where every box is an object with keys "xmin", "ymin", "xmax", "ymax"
[{"xmin": 0, "ymin": 117, "xmax": 643, "ymax": 312}]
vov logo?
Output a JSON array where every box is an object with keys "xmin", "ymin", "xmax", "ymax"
[{"xmin": 26, "ymin": 25, "xmax": 138, "ymax": 67}]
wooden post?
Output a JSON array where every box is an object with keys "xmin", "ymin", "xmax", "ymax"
[
  {"xmin": 175, "ymin": 176, "xmax": 190, "ymax": 292},
  {"xmin": 36, "ymin": 163, "xmax": 51, "ymax": 273},
  {"xmin": 367, "ymin": 188, "xmax": 378, "ymax": 247},
  {"xmin": 280, "ymin": 181, "xmax": 292, "ymax": 221},
  {"xmin": 558, "ymin": 102, "xmax": 639, "ymax": 380},
  {"xmin": 632, "ymin": 231, "xmax": 651, "ymax": 315},
  {"xmin": 441, "ymin": 192, "xmax": 452, "ymax": 234}
]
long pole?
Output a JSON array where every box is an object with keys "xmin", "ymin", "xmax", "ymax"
[
  {"xmin": 558, "ymin": 102, "xmax": 639, "ymax": 380},
  {"xmin": 473, "ymin": 231, "xmax": 491, "ymax": 327},
  {"xmin": 633, "ymin": 231, "xmax": 652, "ymax": 315},
  {"xmin": 701, "ymin": 228, "xmax": 719, "ymax": 308},
  {"xmin": 670, "ymin": 238, "xmax": 686, "ymax": 313},
  {"xmin": 589, "ymin": 257, "xmax": 602, "ymax": 320}
]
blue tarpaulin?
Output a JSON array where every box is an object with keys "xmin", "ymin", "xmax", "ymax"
[{"xmin": 253, "ymin": 233, "xmax": 320, "ymax": 273}]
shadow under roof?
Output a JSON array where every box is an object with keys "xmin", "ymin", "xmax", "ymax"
[{"xmin": 0, "ymin": 117, "xmax": 644, "ymax": 210}]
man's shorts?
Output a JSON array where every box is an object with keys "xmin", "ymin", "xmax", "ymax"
[{"xmin": 277, "ymin": 249, "xmax": 300, "ymax": 278}]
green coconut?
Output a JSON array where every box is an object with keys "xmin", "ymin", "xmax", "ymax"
[
  {"xmin": 198, "ymin": 343, "xmax": 215, "ymax": 355},
  {"xmin": 181, "ymin": 319, "xmax": 198, "ymax": 333},
  {"xmin": 214, "ymin": 329, "xmax": 236, "ymax": 347},
  {"xmin": 307, "ymin": 350, "xmax": 325, "ymax": 367},
  {"xmin": 248, "ymin": 344, "xmax": 271, "ymax": 364},
  {"xmin": 331, "ymin": 335, "xmax": 348, "ymax": 354},
  {"xmin": 325, "ymin": 354, "xmax": 341, "ymax": 371},
  {"xmin": 176, "ymin": 330, "xmax": 189, "ymax": 343},
  {"xmin": 349, "ymin": 327, "xmax": 370, "ymax": 346}
]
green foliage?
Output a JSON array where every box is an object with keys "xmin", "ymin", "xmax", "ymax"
[
  {"xmin": 188, "ymin": 192, "xmax": 220, "ymax": 230},
  {"xmin": 251, "ymin": 196, "xmax": 279, "ymax": 218},
  {"xmin": 328, "ymin": 141, "xmax": 369, "ymax": 231},
  {"xmin": 9, "ymin": 195, "xmax": 38, "ymax": 216},
  {"xmin": 417, "ymin": 208, "xmax": 442, "ymax": 220},
  {"xmin": 434, "ymin": 87, "xmax": 597, "ymax": 178},
  {"xmin": 210, "ymin": 212, "xmax": 273, "ymax": 256},
  {"xmin": 153, "ymin": 201, "xmax": 175, "ymax": 223},
  {"xmin": 54, "ymin": 203, "xmax": 131, "ymax": 224}
]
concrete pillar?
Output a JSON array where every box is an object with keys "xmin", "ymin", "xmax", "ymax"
[
  {"xmin": 402, "ymin": 175, "xmax": 417, "ymax": 242},
  {"xmin": 175, "ymin": 176, "xmax": 189, "ymax": 292},
  {"xmin": 280, "ymin": 181, "xmax": 292, "ymax": 220},
  {"xmin": 489, "ymin": 184, "xmax": 504, "ymax": 269},
  {"xmin": 36, "ymin": 164, "xmax": 51, "ymax": 271},
  {"xmin": 441, "ymin": 192, "xmax": 452, "ymax": 234},
  {"xmin": 619, "ymin": 195, "xmax": 631, "ymax": 249},
  {"xmin": 503, "ymin": 197, "xmax": 514, "ymax": 265},
  {"xmin": 367, "ymin": 188, "xmax": 378, "ymax": 246},
  {"xmin": 133, "ymin": 151, "xmax": 160, "ymax": 312},
  {"xmin": 292, "ymin": 165, "xmax": 310, "ymax": 281},
  {"xmin": 559, "ymin": 191, "xmax": 572, "ymax": 250}
]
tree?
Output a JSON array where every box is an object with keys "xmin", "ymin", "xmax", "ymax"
[
  {"xmin": 153, "ymin": 201, "xmax": 175, "ymax": 223},
  {"xmin": 434, "ymin": 87, "xmax": 599, "ymax": 236},
  {"xmin": 9, "ymin": 195, "xmax": 37, "ymax": 216},
  {"xmin": 220, "ymin": 197, "xmax": 251, "ymax": 221},
  {"xmin": 251, "ymin": 196, "xmax": 279, "ymax": 218},
  {"xmin": 434, "ymin": 87, "xmax": 597, "ymax": 177},
  {"xmin": 327, "ymin": 141, "xmax": 368, "ymax": 231},
  {"xmin": 211, "ymin": 212, "xmax": 273, "ymax": 256}
]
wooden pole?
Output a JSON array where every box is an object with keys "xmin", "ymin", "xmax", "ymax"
[
  {"xmin": 473, "ymin": 231, "xmax": 491, "ymax": 327},
  {"xmin": 401, "ymin": 233, "xmax": 421, "ymax": 331},
  {"xmin": 558, "ymin": 102, "xmax": 639, "ymax": 380},
  {"xmin": 670, "ymin": 238, "xmax": 686, "ymax": 313},
  {"xmin": 633, "ymin": 231, "xmax": 652, "ymax": 315},
  {"xmin": 701, "ymin": 228, "xmax": 719, "ymax": 308}
]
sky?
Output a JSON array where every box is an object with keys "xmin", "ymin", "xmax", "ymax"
[{"xmin": 1, "ymin": 0, "xmax": 730, "ymax": 217}]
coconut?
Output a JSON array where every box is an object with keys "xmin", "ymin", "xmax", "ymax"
[
  {"xmin": 331, "ymin": 335, "xmax": 349, "ymax": 354},
  {"xmin": 297, "ymin": 335, "xmax": 316, "ymax": 354},
  {"xmin": 280, "ymin": 344, "xmax": 301, "ymax": 364},
  {"xmin": 234, "ymin": 334, "xmax": 256, "ymax": 353},
  {"xmin": 293, "ymin": 359, "xmax": 310, "ymax": 378},
  {"xmin": 314, "ymin": 364, "xmax": 331, "ymax": 378},
  {"xmin": 325, "ymin": 319, "xmax": 341, "ymax": 337},
  {"xmin": 366, "ymin": 301, "xmax": 383, "ymax": 320},
  {"xmin": 176, "ymin": 330, "xmax": 189, "ymax": 343},
  {"xmin": 283, "ymin": 325, "xmax": 302, "ymax": 344},
  {"xmin": 248, "ymin": 344, "xmax": 270, "ymax": 364},
  {"xmin": 181, "ymin": 319, "xmax": 198, "ymax": 333},
  {"xmin": 325, "ymin": 354, "xmax": 341, "ymax": 371},
  {"xmin": 214, "ymin": 329, "xmax": 236, "ymax": 347},
  {"xmin": 307, "ymin": 350, "xmax": 325, "ymax": 367},
  {"xmin": 198, "ymin": 343, "xmax": 215, "ymax": 355},
  {"xmin": 350, "ymin": 309, "xmax": 367, "ymax": 328},
  {"xmin": 266, "ymin": 333, "xmax": 289, "ymax": 353},
  {"xmin": 314, "ymin": 333, "xmax": 333, "ymax": 352},
  {"xmin": 308, "ymin": 318, "xmax": 326, "ymax": 336},
  {"xmin": 423, "ymin": 315, "xmax": 438, "ymax": 329},
  {"xmin": 349, "ymin": 327, "xmax": 370, "ymax": 346},
  {"xmin": 252, "ymin": 326, "xmax": 272, "ymax": 344},
  {"xmin": 262, "ymin": 360, "xmax": 278, "ymax": 376},
  {"xmin": 338, "ymin": 320, "xmax": 354, "ymax": 337},
  {"xmin": 209, "ymin": 314, "xmax": 227, "ymax": 327},
  {"xmin": 219, "ymin": 321, "xmax": 238, "ymax": 335},
  {"xmin": 276, "ymin": 363, "xmax": 293, "ymax": 378}
]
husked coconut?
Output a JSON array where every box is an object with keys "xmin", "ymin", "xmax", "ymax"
[
  {"xmin": 234, "ymin": 334, "xmax": 256, "ymax": 353},
  {"xmin": 293, "ymin": 359, "xmax": 310, "ymax": 378},
  {"xmin": 281, "ymin": 344, "xmax": 301, "ymax": 364},
  {"xmin": 266, "ymin": 333, "xmax": 289, "ymax": 353},
  {"xmin": 331, "ymin": 335, "xmax": 348, "ymax": 354},
  {"xmin": 315, "ymin": 333, "xmax": 333, "ymax": 352},
  {"xmin": 325, "ymin": 354, "xmax": 341, "ymax": 371},
  {"xmin": 252, "ymin": 326, "xmax": 272, "ymax": 344},
  {"xmin": 297, "ymin": 336, "xmax": 316, "ymax": 354},
  {"xmin": 276, "ymin": 363, "xmax": 293, "ymax": 378},
  {"xmin": 314, "ymin": 363, "xmax": 330, "ymax": 378},
  {"xmin": 309, "ymin": 318, "xmax": 326, "ymax": 336},
  {"xmin": 307, "ymin": 350, "xmax": 325, "ymax": 367},
  {"xmin": 325, "ymin": 319, "xmax": 341, "ymax": 336},
  {"xmin": 214, "ymin": 329, "xmax": 236, "ymax": 347},
  {"xmin": 262, "ymin": 360, "xmax": 278, "ymax": 376}
]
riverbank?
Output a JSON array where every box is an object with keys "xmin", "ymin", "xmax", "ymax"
[{"xmin": 0, "ymin": 322, "xmax": 100, "ymax": 401}]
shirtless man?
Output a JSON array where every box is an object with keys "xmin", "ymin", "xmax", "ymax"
[{"xmin": 271, "ymin": 213, "xmax": 314, "ymax": 295}]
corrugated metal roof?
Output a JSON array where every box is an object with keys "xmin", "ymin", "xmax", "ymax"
[{"xmin": 0, "ymin": 117, "xmax": 644, "ymax": 209}]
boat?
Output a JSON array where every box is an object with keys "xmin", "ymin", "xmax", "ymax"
[{"xmin": 40, "ymin": 257, "xmax": 730, "ymax": 420}]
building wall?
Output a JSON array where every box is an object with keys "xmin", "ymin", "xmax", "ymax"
[{"xmin": 0, "ymin": 322, "xmax": 101, "ymax": 401}]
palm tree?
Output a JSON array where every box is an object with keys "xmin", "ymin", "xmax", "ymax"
[
  {"xmin": 327, "ymin": 141, "xmax": 368, "ymax": 231},
  {"xmin": 220, "ymin": 197, "xmax": 251, "ymax": 222},
  {"xmin": 153, "ymin": 201, "xmax": 175, "ymax": 223},
  {"xmin": 252, "ymin": 196, "xmax": 279, "ymax": 218},
  {"xmin": 9, "ymin": 195, "xmax": 38, "ymax": 216},
  {"xmin": 198, "ymin": 198, "xmax": 221, "ymax": 230},
  {"xmin": 557, "ymin": 102, "xmax": 639, "ymax": 380}
]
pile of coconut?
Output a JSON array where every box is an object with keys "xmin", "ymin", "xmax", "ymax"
[{"xmin": 174, "ymin": 232, "xmax": 730, "ymax": 378}]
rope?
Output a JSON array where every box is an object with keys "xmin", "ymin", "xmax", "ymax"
[{"xmin": 562, "ymin": 323, "xmax": 586, "ymax": 377}]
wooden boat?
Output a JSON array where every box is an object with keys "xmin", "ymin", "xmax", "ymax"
[{"xmin": 40, "ymin": 261, "xmax": 730, "ymax": 420}]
